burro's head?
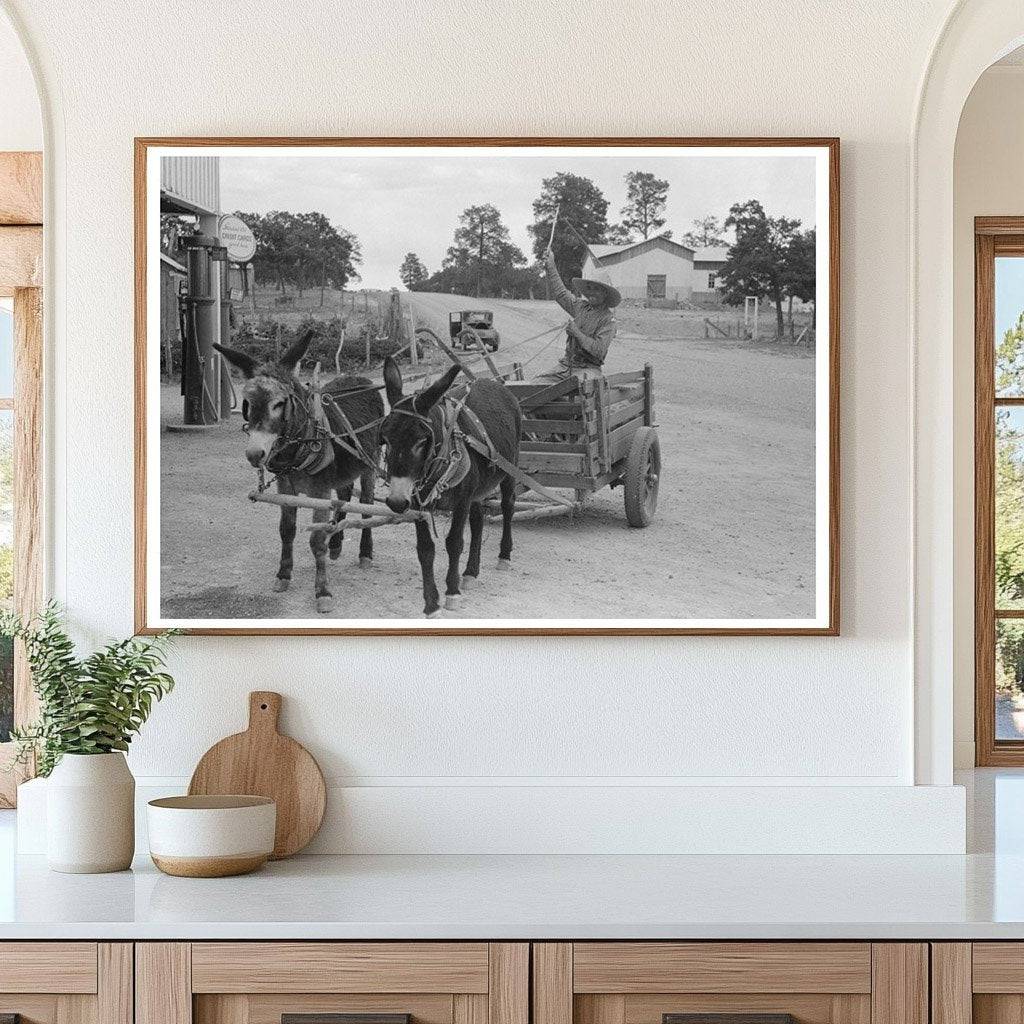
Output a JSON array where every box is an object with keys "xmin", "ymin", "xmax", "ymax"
[
  {"xmin": 379, "ymin": 356, "xmax": 460, "ymax": 512},
  {"xmin": 214, "ymin": 332, "xmax": 314, "ymax": 467}
]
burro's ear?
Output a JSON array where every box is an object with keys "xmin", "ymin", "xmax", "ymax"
[
  {"xmin": 414, "ymin": 362, "xmax": 461, "ymax": 413},
  {"xmin": 213, "ymin": 343, "xmax": 257, "ymax": 379},
  {"xmin": 383, "ymin": 355, "xmax": 404, "ymax": 407},
  {"xmin": 279, "ymin": 330, "xmax": 315, "ymax": 375}
]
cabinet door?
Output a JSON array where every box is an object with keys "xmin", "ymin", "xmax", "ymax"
[
  {"xmin": 137, "ymin": 943, "xmax": 528, "ymax": 1024},
  {"xmin": 935, "ymin": 943, "xmax": 1024, "ymax": 1024},
  {"xmin": 0, "ymin": 942, "xmax": 132, "ymax": 1024},
  {"xmin": 534, "ymin": 944, "xmax": 927, "ymax": 1024}
]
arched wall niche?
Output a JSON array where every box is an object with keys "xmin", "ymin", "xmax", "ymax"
[{"xmin": 914, "ymin": 0, "xmax": 1024, "ymax": 784}]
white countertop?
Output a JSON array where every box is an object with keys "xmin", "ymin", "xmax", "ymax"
[
  {"xmin": 1, "ymin": 770, "xmax": 1022, "ymax": 941},
  {"xmin": 1, "ymin": 849, "xmax": 1024, "ymax": 940}
]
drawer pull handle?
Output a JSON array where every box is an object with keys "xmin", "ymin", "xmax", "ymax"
[
  {"xmin": 283, "ymin": 1016, "xmax": 411, "ymax": 1024},
  {"xmin": 664, "ymin": 1016, "xmax": 797, "ymax": 1024}
]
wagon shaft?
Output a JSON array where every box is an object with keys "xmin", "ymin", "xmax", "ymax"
[{"xmin": 304, "ymin": 512, "xmax": 423, "ymax": 535}]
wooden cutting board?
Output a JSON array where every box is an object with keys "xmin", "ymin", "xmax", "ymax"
[{"xmin": 188, "ymin": 691, "xmax": 326, "ymax": 859}]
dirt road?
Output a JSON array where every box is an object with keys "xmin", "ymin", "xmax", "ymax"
[{"xmin": 159, "ymin": 292, "xmax": 816, "ymax": 622}]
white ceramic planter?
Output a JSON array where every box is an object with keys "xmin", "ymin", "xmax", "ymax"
[{"xmin": 46, "ymin": 752, "xmax": 135, "ymax": 873}]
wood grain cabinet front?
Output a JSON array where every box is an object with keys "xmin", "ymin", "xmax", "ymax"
[
  {"xmin": 136, "ymin": 943, "xmax": 529, "ymax": 1024},
  {"xmin": 0, "ymin": 942, "xmax": 132, "ymax": 1024},
  {"xmin": 931, "ymin": 943, "xmax": 1024, "ymax": 1024},
  {"xmin": 533, "ymin": 944, "xmax": 929, "ymax": 1024}
]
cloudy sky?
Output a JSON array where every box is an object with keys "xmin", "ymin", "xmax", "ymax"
[{"xmin": 217, "ymin": 147, "xmax": 819, "ymax": 290}]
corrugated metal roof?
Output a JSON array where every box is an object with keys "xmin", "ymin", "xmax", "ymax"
[
  {"xmin": 588, "ymin": 234, "xmax": 695, "ymax": 262},
  {"xmin": 160, "ymin": 156, "xmax": 220, "ymax": 216},
  {"xmin": 588, "ymin": 243, "xmax": 628, "ymax": 259},
  {"xmin": 694, "ymin": 246, "xmax": 730, "ymax": 263}
]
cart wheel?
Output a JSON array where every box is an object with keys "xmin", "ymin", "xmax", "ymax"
[{"xmin": 623, "ymin": 426, "xmax": 660, "ymax": 527}]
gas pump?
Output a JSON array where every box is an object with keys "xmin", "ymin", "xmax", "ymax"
[{"xmin": 179, "ymin": 232, "xmax": 230, "ymax": 425}]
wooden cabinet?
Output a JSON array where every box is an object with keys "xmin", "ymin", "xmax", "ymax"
[
  {"xmin": 0, "ymin": 938, "xmax": 942, "ymax": 1024},
  {"xmin": 136, "ymin": 943, "xmax": 528, "ymax": 1024},
  {"xmin": 931, "ymin": 943, "xmax": 1024, "ymax": 1024},
  {"xmin": 0, "ymin": 942, "xmax": 132, "ymax": 1024},
  {"xmin": 533, "ymin": 944, "xmax": 928, "ymax": 1024}
]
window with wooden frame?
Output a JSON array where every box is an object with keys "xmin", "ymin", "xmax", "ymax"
[{"xmin": 0, "ymin": 151, "xmax": 43, "ymax": 806}]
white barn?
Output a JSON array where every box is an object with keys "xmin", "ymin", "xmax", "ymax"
[
  {"xmin": 582, "ymin": 235, "xmax": 695, "ymax": 303},
  {"xmin": 692, "ymin": 246, "xmax": 730, "ymax": 301}
]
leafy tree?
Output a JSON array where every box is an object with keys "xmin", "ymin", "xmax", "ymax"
[
  {"xmin": 529, "ymin": 172, "xmax": 610, "ymax": 283},
  {"xmin": 781, "ymin": 227, "xmax": 816, "ymax": 338},
  {"xmin": 399, "ymin": 252, "xmax": 428, "ymax": 289},
  {"xmin": 998, "ymin": 310, "xmax": 1024, "ymax": 395},
  {"xmin": 989, "ymin": 315, "xmax": 1024, "ymax": 694},
  {"xmin": 682, "ymin": 214, "xmax": 730, "ymax": 250},
  {"xmin": 996, "ymin": 315, "xmax": 1024, "ymax": 626},
  {"xmin": 439, "ymin": 205, "xmax": 526, "ymax": 297},
  {"xmin": 620, "ymin": 171, "xmax": 669, "ymax": 240},
  {"xmin": 604, "ymin": 223, "xmax": 635, "ymax": 245},
  {"xmin": 720, "ymin": 200, "xmax": 802, "ymax": 341},
  {"xmin": 234, "ymin": 210, "xmax": 361, "ymax": 302}
]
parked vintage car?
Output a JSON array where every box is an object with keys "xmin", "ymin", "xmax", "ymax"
[{"xmin": 449, "ymin": 309, "xmax": 500, "ymax": 352}]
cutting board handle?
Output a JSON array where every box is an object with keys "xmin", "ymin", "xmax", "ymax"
[{"xmin": 248, "ymin": 691, "xmax": 282, "ymax": 734}]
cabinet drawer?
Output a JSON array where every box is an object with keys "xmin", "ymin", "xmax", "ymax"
[
  {"xmin": 0, "ymin": 942, "xmax": 130, "ymax": 1024},
  {"xmin": 572, "ymin": 943, "xmax": 872, "ymax": 994},
  {"xmin": 191, "ymin": 942, "xmax": 490, "ymax": 993},
  {"xmin": 535, "ymin": 943, "xmax": 925, "ymax": 1024},
  {"xmin": 139, "ymin": 942, "xmax": 528, "ymax": 1024},
  {"xmin": 0, "ymin": 942, "xmax": 98, "ymax": 993}
]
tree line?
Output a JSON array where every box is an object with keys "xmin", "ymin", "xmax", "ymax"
[
  {"xmin": 398, "ymin": 169, "xmax": 817, "ymax": 340},
  {"xmin": 234, "ymin": 210, "xmax": 362, "ymax": 303}
]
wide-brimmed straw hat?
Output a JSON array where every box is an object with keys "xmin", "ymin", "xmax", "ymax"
[{"xmin": 572, "ymin": 269, "xmax": 622, "ymax": 308}]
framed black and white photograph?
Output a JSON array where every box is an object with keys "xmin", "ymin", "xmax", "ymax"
[{"xmin": 135, "ymin": 137, "xmax": 838, "ymax": 636}]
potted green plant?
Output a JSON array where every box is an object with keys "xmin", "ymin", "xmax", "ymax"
[{"xmin": 2, "ymin": 603, "xmax": 177, "ymax": 873}]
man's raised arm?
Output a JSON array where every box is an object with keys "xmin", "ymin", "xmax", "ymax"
[{"xmin": 543, "ymin": 249, "xmax": 579, "ymax": 315}]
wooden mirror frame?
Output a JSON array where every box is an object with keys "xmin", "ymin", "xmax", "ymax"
[{"xmin": 0, "ymin": 151, "xmax": 43, "ymax": 806}]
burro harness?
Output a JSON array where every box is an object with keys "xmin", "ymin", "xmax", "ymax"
[
  {"xmin": 250, "ymin": 376, "xmax": 380, "ymax": 481},
  {"xmin": 387, "ymin": 383, "xmax": 504, "ymax": 509}
]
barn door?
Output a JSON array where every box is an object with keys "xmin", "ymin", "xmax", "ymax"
[{"xmin": 647, "ymin": 274, "xmax": 666, "ymax": 299}]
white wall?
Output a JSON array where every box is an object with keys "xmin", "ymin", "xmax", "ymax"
[
  {"xmin": 952, "ymin": 65, "xmax": 1024, "ymax": 767},
  {"xmin": 0, "ymin": 8, "xmax": 39, "ymax": 151},
  {"xmin": 0, "ymin": 0, "xmax": 974, "ymax": 851}
]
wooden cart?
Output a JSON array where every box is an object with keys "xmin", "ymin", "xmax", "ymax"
[
  {"xmin": 249, "ymin": 360, "xmax": 659, "ymax": 532},
  {"xmin": 501, "ymin": 364, "xmax": 660, "ymax": 528}
]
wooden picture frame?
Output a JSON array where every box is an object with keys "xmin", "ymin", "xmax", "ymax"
[{"xmin": 135, "ymin": 137, "xmax": 840, "ymax": 636}]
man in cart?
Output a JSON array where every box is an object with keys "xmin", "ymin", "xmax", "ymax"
[{"xmin": 535, "ymin": 245, "xmax": 620, "ymax": 383}]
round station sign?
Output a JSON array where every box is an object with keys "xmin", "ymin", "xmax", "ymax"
[{"xmin": 217, "ymin": 214, "xmax": 257, "ymax": 264}]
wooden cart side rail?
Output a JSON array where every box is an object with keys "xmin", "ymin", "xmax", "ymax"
[
  {"xmin": 519, "ymin": 452, "xmax": 588, "ymax": 475},
  {"xmin": 521, "ymin": 417, "xmax": 588, "ymax": 434},
  {"xmin": 604, "ymin": 369, "xmax": 647, "ymax": 386},
  {"xmin": 521, "ymin": 440, "xmax": 600, "ymax": 456},
  {"xmin": 525, "ymin": 399, "xmax": 597, "ymax": 418},
  {"xmin": 594, "ymin": 377, "xmax": 610, "ymax": 473},
  {"xmin": 506, "ymin": 378, "xmax": 583, "ymax": 410},
  {"xmin": 608, "ymin": 398, "xmax": 646, "ymax": 430}
]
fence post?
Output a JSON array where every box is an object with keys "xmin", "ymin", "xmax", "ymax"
[{"xmin": 406, "ymin": 311, "xmax": 418, "ymax": 367}]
